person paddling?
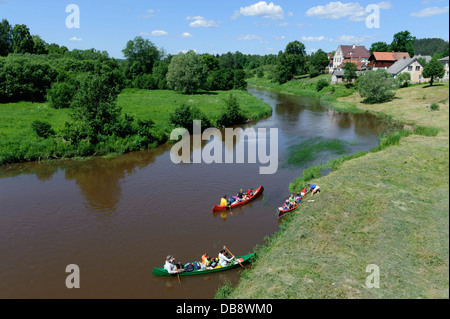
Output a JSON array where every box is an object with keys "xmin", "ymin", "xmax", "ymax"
[
  {"xmin": 218, "ymin": 249, "xmax": 235, "ymax": 267},
  {"xmin": 164, "ymin": 255, "xmax": 184, "ymax": 275}
]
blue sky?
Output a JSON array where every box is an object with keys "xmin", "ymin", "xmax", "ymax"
[{"xmin": 1, "ymin": 0, "xmax": 449, "ymax": 58}]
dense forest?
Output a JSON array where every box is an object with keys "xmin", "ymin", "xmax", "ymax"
[{"xmin": 413, "ymin": 38, "xmax": 449, "ymax": 58}]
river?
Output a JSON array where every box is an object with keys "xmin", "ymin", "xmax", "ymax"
[{"xmin": 0, "ymin": 87, "xmax": 392, "ymax": 298}]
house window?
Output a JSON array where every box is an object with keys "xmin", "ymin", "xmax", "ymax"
[
  {"xmin": 408, "ymin": 66, "xmax": 413, "ymax": 71},
  {"xmin": 416, "ymin": 66, "xmax": 420, "ymax": 71}
]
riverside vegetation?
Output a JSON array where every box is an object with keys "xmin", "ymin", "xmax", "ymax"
[
  {"xmin": 216, "ymin": 80, "xmax": 449, "ymax": 299},
  {"xmin": 0, "ymin": 18, "xmax": 274, "ymax": 166},
  {"xmin": 0, "ymin": 88, "xmax": 272, "ymax": 165}
]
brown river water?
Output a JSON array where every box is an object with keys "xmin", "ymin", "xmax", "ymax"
[{"xmin": 0, "ymin": 87, "xmax": 393, "ymax": 298}]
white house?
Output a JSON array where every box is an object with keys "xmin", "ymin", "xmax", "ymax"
[{"xmin": 439, "ymin": 56, "xmax": 449, "ymax": 82}]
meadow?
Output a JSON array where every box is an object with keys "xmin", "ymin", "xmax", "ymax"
[{"xmin": 0, "ymin": 89, "xmax": 272, "ymax": 165}]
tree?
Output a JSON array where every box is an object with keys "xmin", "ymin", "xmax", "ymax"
[
  {"xmin": 273, "ymin": 41, "xmax": 307, "ymax": 84},
  {"xmin": 122, "ymin": 36, "xmax": 162, "ymax": 77},
  {"xmin": 217, "ymin": 94, "xmax": 245, "ymax": 127},
  {"xmin": 413, "ymin": 38, "xmax": 449, "ymax": 57},
  {"xmin": 32, "ymin": 35, "xmax": 48, "ymax": 55},
  {"xmin": 343, "ymin": 62, "xmax": 357, "ymax": 82},
  {"xmin": 357, "ymin": 69, "xmax": 398, "ymax": 104},
  {"xmin": 64, "ymin": 73, "xmax": 122, "ymax": 144},
  {"xmin": 202, "ymin": 54, "xmax": 220, "ymax": 71},
  {"xmin": 0, "ymin": 19, "xmax": 13, "ymax": 56},
  {"xmin": 47, "ymin": 43, "xmax": 68, "ymax": 56},
  {"xmin": 390, "ymin": 30, "xmax": 416, "ymax": 57},
  {"xmin": 0, "ymin": 55, "xmax": 56, "ymax": 102},
  {"xmin": 152, "ymin": 60, "xmax": 169, "ymax": 89},
  {"xmin": 285, "ymin": 41, "xmax": 306, "ymax": 56},
  {"xmin": 166, "ymin": 50, "xmax": 207, "ymax": 94},
  {"xmin": 395, "ymin": 72, "xmax": 411, "ymax": 88},
  {"xmin": 309, "ymin": 49, "xmax": 329, "ymax": 73},
  {"xmin": 233, "ymin": 69, "xmax": 246, "ymax": 90},
  {"xmin": 422, "ymin": 57, "xmax": 445, "ymax": 86},
  {"xmin": 257, "ymin": 68, "xmax": 264, "ymax": 78},
  {"xmin": 369, "ymin": 41, "xmax": 390, "ymax": 54},
  {"xmin": 12, "ymin": 24, "xmax": 34, "ymax": 54}
]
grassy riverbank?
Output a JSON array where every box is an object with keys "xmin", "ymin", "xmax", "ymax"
[
  {"xmin": 0, "ymin": 89, "xmax": 272, "ymax": 165},
  {"xmin": 221, "ymin": 83, "xmax": 449, "ymax": 299},
  {"xmin": 247, "ymin": 74, "xmax": 362, "ymax": 113}
]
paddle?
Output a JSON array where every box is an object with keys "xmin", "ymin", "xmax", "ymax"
[
  {"xmin": 224, "ymin": 246, "xmax": 245, "ymax": 269},
  {"xmin": 177, "ymin": 272, "xmax": 181, "ymax": 284}
]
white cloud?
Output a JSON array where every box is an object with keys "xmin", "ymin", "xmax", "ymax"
[
  {"xmin": 301, "ymin": 35, "xmax": 326, "ymax": 42},
  {"xmin": 274, "ymin": 35, "xmax": 286, "ymax": 40},
  {"xmin": 179, "ymin": 49, "xmax": 198, "ymax": 54},
  {"xmin": 411, "ymin": 6, "xmax": 449, "ymax": 17},
  {"xmin": 142, "ymin": 9, "xmax": 160, "ymax": 19},
  {"xmin": 306, "ymin": 1, "xmax": 391, "ymax": 21},
  {"xmin": 234, "ymin": 1, "xmax": 284, "ymax": 20},
  {"xmin": 151, "ymin": 30, "xmax": 168, "ymax": 36},
  {"xmin": 334, "ymin": 34, "xmax": 373, "ymax": 43},
  {"xmin": 187, "ymin": 16, "xmax": 219, "ymax": 28},
  {"xmin": 306, "ymin": 2, "xmax": 365, "ymax": 19},
  {"xmin": 143, "ymin": 9, "xmax": 155, "ymax": 18},
  {"xmin": 377, "ymin": 1, "xmax": 392, "ymax": 9},
  {"xmin": 140, "ymin": 30, "xmax": 168, "ymax": 36},
  {"xmin": 180, "ymin": 32, "xmax": 193, "ymax": 38},
  {"xmin": 237, "ymin": 34, "xmax": 263, "ymax": 40},
  {"xmin": 69, "ymin": 37, "xmax": 82, "ymax": 41}
]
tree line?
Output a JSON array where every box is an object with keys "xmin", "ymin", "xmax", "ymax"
[{"xmin": 369, "ymin": 30, "xmax": 449, "ymax": 58}]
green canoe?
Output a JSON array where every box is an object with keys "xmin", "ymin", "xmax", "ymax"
[{"xmin": 152, "ymin": 252, "xmax": 255, "ymax": 276}]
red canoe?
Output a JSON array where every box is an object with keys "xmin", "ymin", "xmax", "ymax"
[
  {"xmin": 277, "ymin": 187, "xmax": 307, "ymax": 218},
  {"xmin": 212, "ymin": 186, "xmax": 264, "ymax": 212}
]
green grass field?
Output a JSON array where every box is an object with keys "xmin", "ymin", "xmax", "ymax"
[
  {"xmin": 116, "ymin": 88, "xmax": 272, "ymax": 130},
  {"xmin": 0, "ymin": 89, "xmax": 272, "ymax": 165},
  {"xmin": 220, "ymin": 84, "xmax": 449, "ymax": 299}
]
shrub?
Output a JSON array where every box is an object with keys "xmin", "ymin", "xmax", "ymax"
[
  {"xmin": 357, "ymin": 69, "xmax": 398, "ymax": 104},
  {"xmin": 257, "ymin": 68, "xmax": 264, "ymax": 78},
  {"xmin": 396, "ymin": 72, "xmax": 411, "ymax": 88},
  {"xmin": 31, "ymin": 120, "xmax": 55, "ymax": 138},
  {"xmin": 414, "ymin": 125, "xmax": 439, "ymax": 136},
  {"xmin": 430, "ymin": 103, "xmax": 440, "ymax": 111},
  {"xmin": 217, "ymin": 94, "xmax": 245, "ymax": 127},
  {"xmin": 309, "ymin": 66, "xmax": 320, "ymax": 78},
  {"xmin": 47, "ymin": 81, "xmax": 76, "ymax": 109},
  {"xmin": 316, "ymin": 78, "xmax": 329, "ymax": 91},
  {"xmin": 170, "ymin": 103, "xmax": 210, "ymax": 133}
]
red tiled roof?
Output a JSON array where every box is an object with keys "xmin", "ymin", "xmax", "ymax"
[
  {"xmin": 392, "ymin": 52, "xmax": 411, "ymax": 60},
  {"xmin": 342, "ymin": 58, "xmax": 366, "ymax": 70},
  {"xmin": 371, "ymin": 52, "xmax": 410, "ymax": 61},
  {"xmin": 340, "ymin": 45, "xmax": 370, "ymax": 59}
]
